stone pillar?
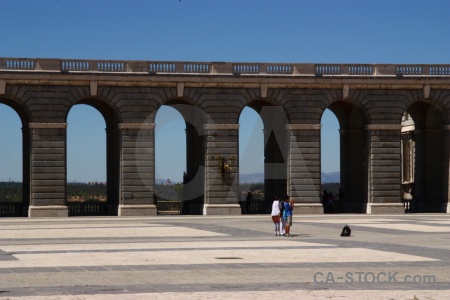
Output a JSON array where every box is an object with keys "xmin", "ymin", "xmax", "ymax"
[
  {"xmin": 28, "ymin": 123, "xmax": 68, "ymax": 217},
  {"xmin": 22, "ymin": 126, "xmax": 31, "ymax": 216},
  {"xmin": 424, "ymin": 128, "xmax": 444, "ymax": 212},
  {"xmin": 413, "ymin": 128, "xmax": 425, "ymax": 212},
  {"xmin": 443, "ymin": 125, "xmax": 450, "ymax": 213},
  {"xmin": 264, "ymin": 127, "xmax": 288, "ymax": 214},
  {"xmin": 366, "ymin": 124, "xmax": 404, "ymax": 214},
  {"xmin": 118, "ymin": 123, "xmax": 156, "ymax": 216},
  {"xmin": 106, "ymin": 127, "xmax": 120, "ymax": 215},
  {"xmin": 288, "ymin": 124, "xmax": 323, "ymax": 214},
  {"xmin": 412, "ymin": 127, "xmax": 444, "ymax": 212},
  {"xmin": 339, "ymin": 128, "xmax": 366, "ymax": 213},
  {"xmin": 203, "ymin": 124, "xmax": 241, "ymax": 215},
  {"xmin": 183, "ymin": 123, "xmax": 205, "ymax": 215}
]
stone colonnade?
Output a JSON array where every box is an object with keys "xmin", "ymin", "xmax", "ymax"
[{"xmin": 1, "ymin": 60, "xmax": 449, "ymax": 217}]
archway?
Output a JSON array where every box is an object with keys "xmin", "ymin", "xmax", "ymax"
[
  {"xmin": 402, "ymin": 101, "xmax": 446, "ymax": 212},
  {"xmin": 0, "ymin": 103, "xmax": 26, "ymax": 217},
  {"xmin": 320, "ymin": 108, "xmax": 341, "ymax": 213},
  {"xmin": 240, "ymin": 102, "xmax": 289, "ymax": 213},
  {"xmin": 239, "ymin": 107, "xmax": 264, "ymax": 214},
  {"xmin": 66, "ymin": 103, "xmax": 117, "ymax": 216},
  {"xmin": 155, "ymin": 105, "xmax": 185, "ymax": 214},
  {"xmin": 155, "ymin": 103, "xmax": 205, "ymax": 215}
]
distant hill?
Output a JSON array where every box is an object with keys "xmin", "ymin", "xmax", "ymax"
[
  {"xmin": 321, "ymin": 171, "xmax": 340, "ymax": 183},
  {"xmin": 239, "ymin": 173, "xmax": 264, "ymax": 183},
  {"xmin": 239, "ymin": 172, "xmax": 340, "ymax": 183}
]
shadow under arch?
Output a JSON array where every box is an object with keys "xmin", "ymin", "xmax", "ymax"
[
  {"xmin": 402, "ymin": 100, "xmax": 447, "ymax": 212},
  {"xmin": 242, "ymin": 100, "xmax": 290, "ymax": 213},
  {"xmin": 0, "ymin": 97, "xmax": 30, "ymax": 216},
  {"xmin": 325, "ymin": 100, "xmax": 370, "ymax": 213},
  {"xmin": 65, "ymin": 99, "xmax": 121, "ymax": 216},
  {"xmin": 154, "ymin": 100, "xmax": 208, "ymax": 215}
]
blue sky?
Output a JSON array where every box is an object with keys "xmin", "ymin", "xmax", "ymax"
[{"xmin": 1, "ymin": 0, "xmax": 449, "ymax": 182}]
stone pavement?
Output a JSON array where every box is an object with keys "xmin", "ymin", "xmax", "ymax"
[{"xmin": 0, "ymin": 214, "xmax": 449, "ymax": 299}]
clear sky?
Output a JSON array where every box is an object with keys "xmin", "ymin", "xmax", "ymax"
[{"xmin": 1, "ymin": 0, "xmax": 449, "ymax": 182}]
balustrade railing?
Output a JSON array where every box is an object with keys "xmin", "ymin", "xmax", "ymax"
[
  {"xmin": 0, "ymin": 203, "xmax": 23, "ymax": 217},
  {"xmin": 267, "ymin": 65, "xmax": 293, "ymax": 74},
  {"xmin": 156, "ymin": 200, "xmax": 182, "ymax": 214},
  {"xmin": 0, "ymin": 58, "xmax": 449, "ymax": 77},
  {"xmin": 149, "ymin": 63, "xmax": 177, "ymax": 73},
  {"xmin": 6, "ymin": 59, "xmax": 35, "ymax": 70},
  {"xmin": 315, "ymin": 65, "xmax": 341, "ymax": 75},
  {"xmin": 396, "ymin": 66, "xmax": 423, "ymax": 76},
  {"xmin": 67, "ymin": 201, "xmax": 108, "ymax": 216},
  {"xmin": 233, "ymin": 64, "xmax": 260, "ymax": 74},
  {"xmin": 348, "ymin": 65, "xmax": 373, "ymax": 75},
  {"xmin": 98, "ymin": 61, "xmax": 126, "ymax": 72},
  {"xmin": 184, "ymin": 63, "xmax": 209, "ymax": 73},
  {"xmin": 61, "ymin": 61, "xmax": 90, "ymax": 71},
  {"xmin": 430, "ymin": 66, "xmax": 450, "ymax": 75}
]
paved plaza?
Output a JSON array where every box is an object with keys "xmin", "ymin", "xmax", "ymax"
[{"xmin": 0, "ymin": 214, "xmax": 449, "ymax": 299}]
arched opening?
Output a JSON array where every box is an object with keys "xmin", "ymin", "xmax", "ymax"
[
  {"xmin": 155, "ymin": 105, "xmax": 186, "ymax": 214},
  {"xmin": 0, "ymin": 103, "xmax": 26, "ymax": 217},
  {"xmin": 240, "ymin": 102, "xmax": 289, "ymax": 214},
  {"xmin": 155, "ymin": 103, "xmax": 205, "ymax": 215},
  {"xmin": 239, "ymin": 107, "xmax": 264, "ymax": 214},
  {"xmin": 67, "ymin": 104, "xmax": 111, "ymax": 216},
  {"xmin": 402, "ymin": 101, "xmax": 445, "ymax": 212},
  {"xmin": 325, "ymin": 101, "xmax": 368, "ymax": 213},
  {"xmin": 320, "ymin": 108, "xmax": 341, "ymax": 213}
]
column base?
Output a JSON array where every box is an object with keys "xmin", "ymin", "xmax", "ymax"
[
  {"xmin": 203, "ymin": 204, "xmax": 241, "ymax": 215},
  {"xmin": 293, "ymin": 203, "xmax": 324, "ymax": 214},
  {"xmin": 366, "ymin": 202, "xmax": 405, "ymax": 214},
  {"xmin": 442, "ymin": 202, "xmax": 450, "ymax": 213},
  {"xmin": 118, "ymin": 204, "xmax": 157, "ymax": 216},
  {"xmin": 28, "ymin": 205, "xmax": 68, "ymax": 218}
]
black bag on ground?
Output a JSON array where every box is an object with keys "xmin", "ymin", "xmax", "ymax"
[{"xmin": 340, "ymin": 225, "xmax": 351, "ymax": 237}]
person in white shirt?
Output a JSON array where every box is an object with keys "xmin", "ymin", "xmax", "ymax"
[{"xmin": 271, "ymin": 195, "xmax": 281, "ymax": 236}]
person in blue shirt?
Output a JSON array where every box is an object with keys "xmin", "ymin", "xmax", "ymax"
[{"xmin": 283, "ymin": 194, "xmax": 294, "ymax": 237}]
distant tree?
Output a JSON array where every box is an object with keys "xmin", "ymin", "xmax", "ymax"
[{"xmin": 250, "ymin": 183, "xmax": 264, "ymax": 192}]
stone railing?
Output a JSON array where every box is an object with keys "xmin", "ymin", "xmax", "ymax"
[{"xmin": 1, "ymin": 58, "xmax": 449, "ymax": 77}]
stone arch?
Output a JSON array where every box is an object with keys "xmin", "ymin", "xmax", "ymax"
[
  {"xmin": 154, "ymin": 99, "xmax": 208, "ymax": 215},
  {"xmin": 402, "ymin": 100, "xmax": 447, "ymax": 212},
  {"xmin": 0, "ymin": 95, "xmax": 31, "ymax": 126},
  {"xmin": 72, "ymin": 97, "xmax": 122, "ymax": 128},
  {"xmin": 65, "ymin": 98, "xmax": 121, "ymax": 216},
  {"xmin": 0, "ymin": 96, "xmax": 30, "ymax": 216},
  {"xmin": 323, "ymin": 100, "xmax": 370, "ymax": 213},
  {"xmin": 239, "ymin": 100, "xmax": 290, "ymax": 213}
]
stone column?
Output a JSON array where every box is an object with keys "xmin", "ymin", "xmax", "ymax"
[
  {"xmin": 339, "ymin": 128, "xmax": 366, "ymax": 213},
  {"xmin": 365, "ymin": 124, "xmax": 404, "ymax": 214},
  {"xmin": 203, "ymin": 124, "xmax": 241, "ymax": 215},
  {"xmin": 263, "ymin": 127, "xmax": 288, "ymax": 214},
  {"xmin": 106, "ymin": 127, "xmax": 120, "ymax": 215},
  {"xmin": 288, "ymin": 124, "xmax": 323, "ymax": 214},
  {"xmin": 183, "ymin": 123, "xmax": 205, "ymax": 215},
  {"xmin": 412, "ymin": 128, "xmax": 425, "ymax": 212},
  {"xmin": 118, "ymin": 123, "xmax": 156, "ymax": 216},
  {"xmin": 412, "ymin": 127, "xmax": 445, "ymax": 212},
  {"xmin": 443, "ymin": 125, "xmax": 450, "ymax": 213},
  {"xmin": 28, "ymin": 123, "xmax": 68, "ymax": 217}
]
